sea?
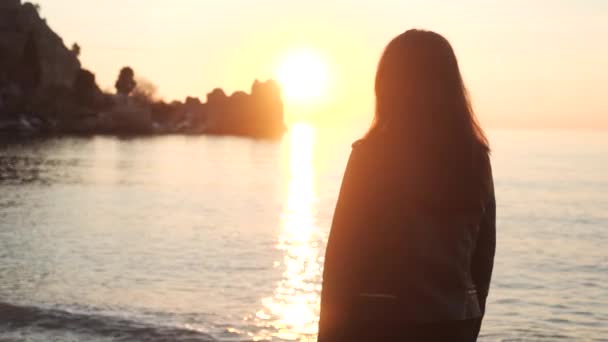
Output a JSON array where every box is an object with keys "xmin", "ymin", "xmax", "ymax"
[{"xmin": 0, "ymin": 124, "xmax": 606, "ymax": 341}]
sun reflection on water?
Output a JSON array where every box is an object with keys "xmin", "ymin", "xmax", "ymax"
[{"xmin": 254, "ymin": 123, "xmax": 322, "ymax": 341}]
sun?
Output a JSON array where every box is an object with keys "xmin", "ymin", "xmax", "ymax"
[{"xmin": 275, "ymin": 48, "xmax": 330, "ymax": 106}]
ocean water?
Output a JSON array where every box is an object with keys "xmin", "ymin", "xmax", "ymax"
[{"xmin": 0, "ymin": 125, "xmax": 606, "ymax": 341}]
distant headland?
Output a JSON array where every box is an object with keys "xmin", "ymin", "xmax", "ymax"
[{"xmin": 0, "ymin": 0, "xmax": 286, "ymax": 139}]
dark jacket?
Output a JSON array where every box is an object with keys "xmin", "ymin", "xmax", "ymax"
[{"xmin": 318, "ymin": 138, "xmax": 496, "ymax": 338}]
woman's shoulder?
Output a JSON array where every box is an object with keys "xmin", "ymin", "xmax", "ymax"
[
  {"xmin": 350, "ymin": 137, "xmax": 395, "ymax": 163},
  {"xmin": 347, "ymin": 137, "xmax": 391, "ymax": 171},
  {"xmin": 351, "ymin": 139, "xmax": 366, "ymax": 149},
  {"xmin": 349, "ymin": 138, "xmax": 379, "ymax": 162},
  {"xmin": 351, "ymin": 136, "xmax": 386, "ymax": 150},
  {"xmin": 345, "ymin": 138, "xmax": 376, "ymax": 171}
]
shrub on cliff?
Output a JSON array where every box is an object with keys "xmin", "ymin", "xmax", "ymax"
[
  {"xmin": 71, "ymin": 43, "xmax": 80, "ymax": 57},
  {"xmin": 132, "ymin": 77, "xmax": 158, "ymax": 104}
]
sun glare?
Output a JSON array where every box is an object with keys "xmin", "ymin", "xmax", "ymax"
[{"xmin": 275, "ymin": 48, "xmax": 330, "ymax": 106}]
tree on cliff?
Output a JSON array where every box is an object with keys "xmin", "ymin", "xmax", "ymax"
[{"xmin": 114, "ymin": 67, "xmax": 136, "ymax": 96}]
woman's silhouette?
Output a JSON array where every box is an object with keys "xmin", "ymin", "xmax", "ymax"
[{"xmin": 318, "ymin": 29, "xmax": 495, "ymax": 341}]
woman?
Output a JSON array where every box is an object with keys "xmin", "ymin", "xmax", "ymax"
[{"xmin": 318, "ymin": 29, "xmax": 496, "ymax": 341}]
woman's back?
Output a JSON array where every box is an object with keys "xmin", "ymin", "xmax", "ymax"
[
  {"xmin": 318, "ymin": 29, "xmax": 496, "ymax": 341},
  {"xmin": 321, "ymin": 137, "xmax": 493, "ymax": 310}
]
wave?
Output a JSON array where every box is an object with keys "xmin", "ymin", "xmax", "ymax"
[{"xmin": 0, "ymin": 302, "xmax": 216, "ymax": 341}]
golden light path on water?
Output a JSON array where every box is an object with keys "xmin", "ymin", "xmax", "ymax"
[{"xmin": 255, "ymin": 123, "xmax": 322, "ymax": 341}]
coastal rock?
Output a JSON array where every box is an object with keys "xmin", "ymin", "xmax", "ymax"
[
  {"xmin": 0, "ymin": 0, "xmax": 21, "ymax": 9},
  {"xmin": 250, "ymin": 79, "xmax": 285, "ymax": 137},
  {"xmin": 0, "ymin": 1, "xmax": 80, "ymax": 89},
  {"xmin": 0, "ymin": 0, "xmax": 81, "ymax": 122},
  {"xmin": 73, "ymin": 68, "xmax": 105, "ymax": 108},
  {"xmin": 98, "ymin": 95, "xmax": 153, "ymax": 134},
  {"xmin": 204, "ymin": 80, "xmax": 285, "ymax": 138},
  {"xmin": 0, "ymin": 1, "xmax": 286, "ymax": 139}
]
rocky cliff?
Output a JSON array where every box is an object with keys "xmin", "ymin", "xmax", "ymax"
[
  {"xmin": 204, "ymin": 79, "xmax": 285, "ymax": 138},
  {"xmin": 0, "ymin": 0, "xmax": 285, "ymax": 139},
  {"xmin": 0, "ymin": 0, "xmax": 80, "ymax": 90}
]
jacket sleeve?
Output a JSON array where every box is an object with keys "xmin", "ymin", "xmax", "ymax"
[
  {"xmin": 318, "ymin": 148, "xmax": 371, "ymax": 340},
  {"xmin": 471, "ymin": 164, "xmax": 496, "ymax": 313}
]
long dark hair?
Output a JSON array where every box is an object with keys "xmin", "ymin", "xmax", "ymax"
[{"xmin": 367, "ymin": 29, "xmax": 490, "ymax": 211}]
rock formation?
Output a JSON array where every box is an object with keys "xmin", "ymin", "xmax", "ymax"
[
  {"xmin": 201, "ymin": 80, "xmax": 284, "ymax": 137},
  {"xmin": 0, "ymin": 1, "xmax": 286, "ymax": 139},
  {"xmin": 0, "ymin": 1, "xmax": 80, "ymax": 90},
  {"xmin": 1, "ymin": 0, "xmax": 81, "ymax": 124}
]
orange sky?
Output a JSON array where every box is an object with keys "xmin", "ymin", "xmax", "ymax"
[{"xmin": 36, "ymin": 0, "xmax": 608, "ymax": 130}]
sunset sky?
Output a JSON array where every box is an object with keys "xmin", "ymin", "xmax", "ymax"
[{"xmin": 36, "ymin": 0, "xmax": 608, "ymax": 129}]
